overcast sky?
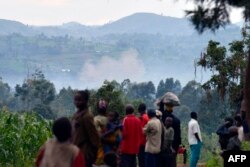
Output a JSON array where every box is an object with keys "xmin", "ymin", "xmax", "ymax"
[{"xmin": 0, "ymin": 0, "xmax": 244, "ymax": 26}]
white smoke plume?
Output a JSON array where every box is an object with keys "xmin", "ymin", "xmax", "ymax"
[{"xmin": 79, "ymin": 49, "xmax": 145, "ymax": 87}]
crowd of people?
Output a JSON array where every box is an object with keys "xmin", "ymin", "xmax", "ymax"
[
  {"xmin": 34, "ymin": 89, "xmax": 248, "ymax": 167},
  {"xmin": 216, "ymin": 111, "xmax": 249, "ymax": 155}
]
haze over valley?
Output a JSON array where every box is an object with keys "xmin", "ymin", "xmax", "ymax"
[{"xmin": 0, "ymin": 13, "xmax": 242, "ymax": 89}]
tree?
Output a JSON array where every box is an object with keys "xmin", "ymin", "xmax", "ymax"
[
  {"xmin": 179, "ymin": 80, "xmax": 203, "ymax": 112},
  {"xmin": 186, "ymin": 0, "xmax": 250, "ymax": 33},
  {"xmin": 156, "ymin": 80, "xmax": 165, "ymax": 98},
  {"xmin": 0, "ymin": 78, "xmax": 12, "ymax": 109},
  {"xmin": 90, "ymin": 80, "xmax": 126, "ymax": 116},
  {"xmin": 15, "ymin": 70, "xmax": 56, "ymax": 119},
  {"xmin": 197, "ymin": 37, "xmax": 248, "ymax": 109},
  {"xmin": 187, "ymin": 0, "xmax": 250, "ymax": 128},
  {"xmin": 126, "ymin": 81, "xmax": 156, "ymax": 107},
  {"xmin": 156, "ymin": 78, "xmax": 182, "ymax": 98},
  {"xmin": 51, "ymin": 87, "xmax": 75, "ymax": 117}
]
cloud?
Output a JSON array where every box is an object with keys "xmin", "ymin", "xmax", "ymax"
[{"xmin": 79, "ymin": 49, "xmax": 145, "ymax": 86}]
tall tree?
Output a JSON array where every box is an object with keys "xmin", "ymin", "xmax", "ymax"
[
  {"xmin": 0, "ymin": 78, "xmax": 12, "ymax": 109},
  {"xmin": 15, "ymin": 70, "xmax": 56, "ymax": 118},
  {"xmin": 186, "ymin": 0, "xmax": 250, "ymax": 127},
  {"xmin": 51, "ymin": 87, "xmax": 75, "ymax": 117},
  {"xmin": 186, "ymin": 0, "xmax": 250, "ymax": 33},
  {"xmin": 197, "ymin": 38, "xmax": 248, "ymax": 109},
  {"xmin": 156, "ymin": 78, "xmax": 182, "ymax": 98},
  {"xmin": 91, "ymin": 80, "xmax": 126, "ymax": 115},
  {"xmin": 156, "ymin": 80, "xmax": 165, "ymax": 98}
]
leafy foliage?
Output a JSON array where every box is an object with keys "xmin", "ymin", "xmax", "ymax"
[
  {"xmin": 0, "ymin": 110, "xmax": 52, "ymax": 166},
  {"xmin": 51, "ymin": 87, "xmax": 75, "ymax": 118},
  {"xmin": 90, "ymin": 80, "xmax": 127, "ymax": 116},
  {"xmin": 156, "ymin": 78, "xmax": 181, "ymax": 98},
  {"xmin": 0, "ymin": 79, "xmax": 12, "ymax": 109},
  {"xmin": 186, "ymin": 0, "xmax": 250, "ymax": 33},
  {"xmin": 196, "ymin": 29, "xmax": 249, "ymax": 108},
  {"xmin": 15, "ymin": 70, "xmax": 56, "ymax": 119}
]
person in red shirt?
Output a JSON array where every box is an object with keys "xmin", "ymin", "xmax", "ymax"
[
  {"xmin": 120, "ymin": 104, "xmax": 142, "ymax": 167},
  {"xmin": 137, "ymin": 103, "xmax": 149, "ymax": 167},
  {"xmin": 35, "ymin": 117, "xmax": 86, "ymax": 167}
]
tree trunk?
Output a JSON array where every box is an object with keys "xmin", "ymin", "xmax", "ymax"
[{"xmin": 245, "ymin": 50, "xmax": 250, "ymax": 134}]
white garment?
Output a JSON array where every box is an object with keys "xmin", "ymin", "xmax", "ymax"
[
  {"xmin": 143, "ymin": 117, "xmax": 162, "ymax": 154},
  {"xmin": 188, "ymin": 118, "xmax": 202, "ymax": 145},
  {"xmin": 238, "ymin": 126, "xmax": 244, "ymax": 142}
]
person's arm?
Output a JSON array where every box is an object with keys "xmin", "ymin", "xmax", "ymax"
[
  {"xmin": 143, "ymin": 122, "xmax": 149, "ymax": 134},
  {"xmin": 82, "ymin": 113, "xmax": 100, "ymax": 147},
  {"xmin": 143, "ymin": 122, "xmax": 157, "ymax": 135},
  {"xmin": 194, "ymin": 133, "xmax": 201, "ymax": 142},
  {"xmin": 35, "ymin": 147, "xmax": 45, "ymax": 167},
  {"xmin": 122, "ymin": 117, "xmax": 128, "ymax": 139},
  {"xmin": 193, "ymin": 122, "xmax": 201, "ymax": 142},
  {"xmin": 72, "ymin": 151, "xmax": 86, "ymax": 167}
]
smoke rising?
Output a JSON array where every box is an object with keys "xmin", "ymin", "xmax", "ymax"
[{"xmin": 79, "ymin": 49, "xmax": 145, "ymax": 87}]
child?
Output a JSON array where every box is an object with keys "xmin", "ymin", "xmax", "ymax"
[
  {"xmin": 94, "ymin": 99, "xmax": 109, "ymax": 165},
  {"xmin": 35, "ymin": 117, "xmax": 86, "ymax": 167},
  {"xmin": 159, "ymin": 117, "xmax": 175, "ymax": 167},
  {"xmin": 102, "ymin": 111, "xmax": 122, "ymax": 153}
]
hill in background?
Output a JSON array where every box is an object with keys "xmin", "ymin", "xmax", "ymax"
[{"xmin": 0, "ymin": 13, "xmax": 241, "ymax": 89}]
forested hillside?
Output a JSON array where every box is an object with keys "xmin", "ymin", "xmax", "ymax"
[{"xmin": 0, "ymin": 13, "xmax": 241, "ymax": 88}]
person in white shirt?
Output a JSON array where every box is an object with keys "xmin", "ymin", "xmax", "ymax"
[{"xmin": 188, "ymin": 112, "xmax": 202, "ymax": 167}]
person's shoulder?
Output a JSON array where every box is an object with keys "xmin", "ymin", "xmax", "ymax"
[
  {"xmin": 143, "ymin": 114, "xmax": 149, "ymax": 120},
  {"xmin": 84, "ymin": 110, "xmax": 94, "ymax": 118},
  {"xmin": 189, "ymin": 119, "xmax": 197, "ymax": 125},
  {"xmin": 155, "ymin": 118, "xmax": 161, "ymax": 124}
]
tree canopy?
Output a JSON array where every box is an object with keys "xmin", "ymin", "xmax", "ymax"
[{"xmin": 187, "ymin": 0, "xmax": 250, "ymax": 33}]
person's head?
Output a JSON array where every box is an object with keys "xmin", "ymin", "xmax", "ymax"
[
  {"xmin": 164, "ymin": 103, "xmax": 174, "ymax": 113},
  {"xmin": 52, "ymin": 117, "xmax": 72, "ymax": 143},
  {"xmin": 97, "ymin": 99, "xmax": 107, "ymax": 115},
  {"xmin": 125, "ymin": 104, "xmax": 134, "ymax": 115},
  {"xmin": 74, "ymin": 90, "xmax": 89, "ymax": 110},
  {"xmin": 224, "ymin": 117, "xmax": 234, "ymax": 128},
  {"xmin": 147, "ymin": 109, "xmax": 156, "ymax": 119},
  {"xmin": 234, "ymin": 115, "xmax": 242, "ymax": 127},
  {"xmin": 138, "ymin": 103, "xmax": 147, "ymax": 115},
  {"xmin": 228, "ymin": 126, "xmax": 238, "ymax": 137},
  {"xmin": 108, "ymin": 111, "xmax": 119, "ymax": 122},
  {"xmin": 190, "ymin": 112, "xmax": 197, "ymax": 120},
  {"xmin": 165, "ymin": 117, "xmax": 173, "ymax": 128},
  {"xmin": 104, "ymin": 152, "xmax": 118, "ymax": 167}
]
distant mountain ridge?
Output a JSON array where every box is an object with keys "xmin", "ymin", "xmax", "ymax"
[
  {"xmin": 0, "ymin": 12, "xmax": 242, "ymax": 89},
  {"xmin": 0, "ymin": 13, "xmax": 240, "ymax": 37}
]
